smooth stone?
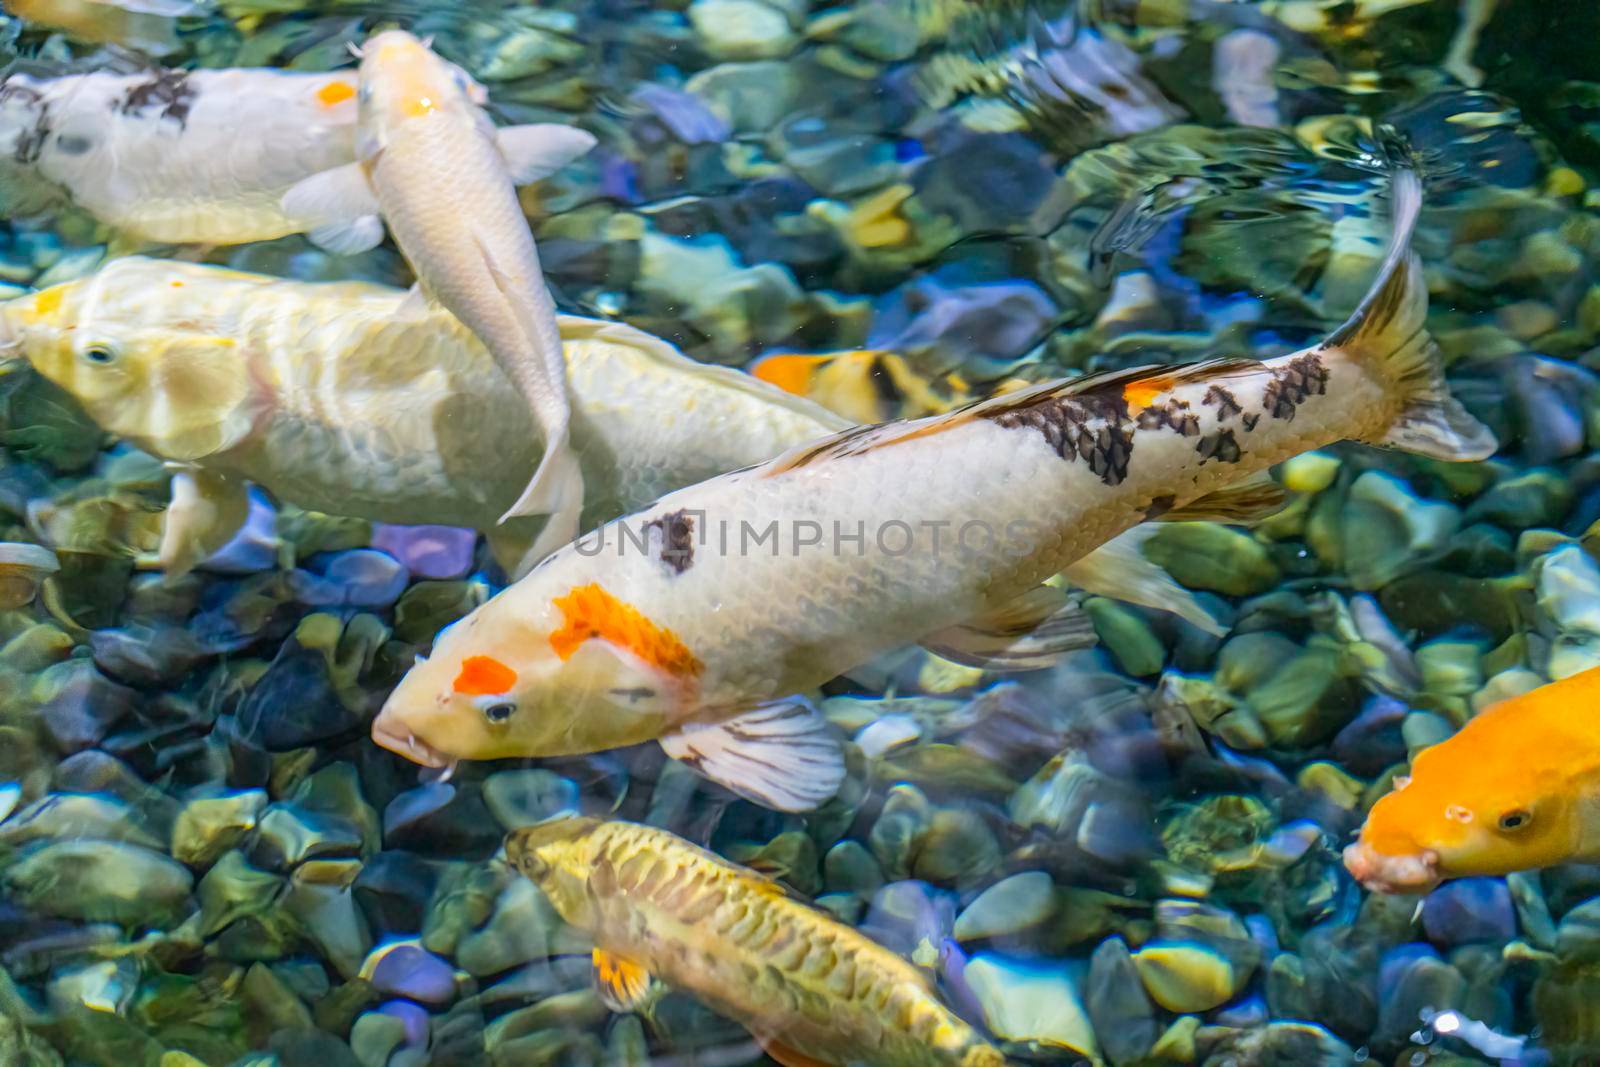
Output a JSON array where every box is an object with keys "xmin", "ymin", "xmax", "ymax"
[
  {"xmin": 202, "ymin": 489, "xmax": 279, "ymax": 573},
  {"xmin": 369, "ymin": 525, "xmax": 477, "ymax": 581},
  {"xmin": 252, "ymin": 805, "xmax": 363, "ymax": 869},
  {"xmin": 353, "ymin": 851, "xmax": 439, "ymax": 934},
  {"xmin": 913, "ymin": 809, "xmax": 999, "ymax": 887},
  {"xmin": 198, "ymin": 850, "xmax": 285, "ymax": 937},
  {"xmin": 0, "ymin": 542, "xmax": 57, "ymax": 610},
  {"xmin": 235, "ymin": 639, "xmax": 359, "ymax": 752},
  {"xmin": 240, "ymin": 962, "xmax": 314, "ymax": 1042},
  {"xmin": 267, "ymin": 1028, "xmax": 360, "ymax": 1067},
  {"xmin": 1556, "ymin": 896, "xmax": 1600, "ymax": 959},
  {"xmin": 289, "ymin": 550, "xmax": 409, "ymax": 609},
  {"xmin": 171, "ymin": 790, "xmax": 269, "ymax": 868},
  {"xmin": 348, "ymin": 1012, "xmax": 404, "ymax": 1067},
  {"xmin": 89, "ymin": 625, "xmax": 208, "ymax": 687},
  {"xmin": 456, "ymin": 878, "xmax": 584, "ymax": 977},
  {"xmin": 284, "ymin": 861, "xmax": 372, "ymax": 979},
  {"xmin": 954, "ymin": 871, "xmax": 1056, "ymax": 942},
  {"xmin": 6, "ymin": 839, "xmax": 193, "ymax": 927},
  {"xmin": 1422, "ymin": 877, "xmax": 1517, "ymax": 946},
  {"xmin": 685, "ymin": 61, "xmax": 799, "ymax": 133},
  {"xmin": 961, "ymin": 953, "xmax": 1099, "ymax": 1059},
  {"xmin": 1538, "ymin": 544, "xmax": 1600, "ymax": 639},
  {"xmin": 482, "ymin": 770, "xmax": 579, "ymax": 831},
  {"xmin": 631, "ymin": 82, "xmax": 731, "ymax": 145},
  {"xmin": 382, "ymin": 782, "xmax": 502, "ymax": 857},
  {"xmin": 860, "ymin": 881, "xmax": 954, "ymax": 959},
  {"xmin": 822, "ymin": 840, "xmax": 884, "ymax": 895},
  {"xmin": 1375, "ymin": 953, "xmax": 1468, "ymax": 1045},
  {"xmin": 1086, "ymin": 936, "xmax": 1158, "ymax": 1066},
  {"xmin": 1142, "ymin": 523, "xmax": 1280, "ymax": 597},
  {"xmin": 1084, "ymin": 598, "xmax": 1165, "ymax": 677},
  {"xmin": 393, "ymin": 580, "xmax": 488, "ymax": 645},
  {"xmin": 0, "ymin": 792, "xmax": 164, "ymax": 849},
  {"xmin": 1507, "ymin": 870, "xmax": 1557, "ymax": 950},
  {"xmin": 1132, "ymin": 940, "xmax": 1239, "ymax": 1013},
  {"xmin": 688, "ymin": 0, "xmax": 796, "ymax": 60},
  {"xmin": 1341, "ymin": 471, "xmax": 1461, "ymax": 589},
  {"xmin": 378, "ymin": 999, "xmax": 431, "ymax": 1048},
  {"xmin": 33, "ymin": 660, "xmax": 138, "ymax": 752},
  {"xmin": 367, "ymin": 943, "xmax": 457, "ymax": 1006},
  {"xmin": 1466, "ymin": 470, "xmax": 1573, "ymax": 529}
]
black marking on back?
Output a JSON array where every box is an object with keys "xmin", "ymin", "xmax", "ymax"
[
  {"xmin": 1203, "ymin": 385, "xmax": 1242, "ymax": 421},
  {"xmin": 1196, "ymin": 428, "xmax": 1243, "ymax": 464},
  {"xmin": 118, "ymin": 70, "xmax": 196, "ymax": 126},
  {"xmin": 1242, "ymin": 412, "xmax": 1261, "ymax": 432},
  {"xmin": 1261, "ymin": 353, "xmax": 1328, "ymax": 420},
  {"xmin": 983, "ymin": 384, "xmax": 1135, "ymax": 486},
  {"xmin": 1136, "ymin": 398, "xmax": 1200, "ymax": 437},
  {"xmin": 867, "ymin": 354, "xmax": 901, "ymax": 416},
  {"xmin": 1144, "ymin": 495, "xmax": 1175, "ymax": 520},
  {"xmin": 645, "ymin": 508, "xmax": 695, "ymax": 575}
]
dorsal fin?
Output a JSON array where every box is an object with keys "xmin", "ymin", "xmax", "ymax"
[{"xmin": 760, "ymin": 357, "xmax": 1262, "ymax": 477}]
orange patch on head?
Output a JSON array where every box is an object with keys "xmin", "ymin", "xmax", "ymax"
[
  {"xmin": 453, "ymin": 655, "xmax": 518, "ymax": 695},
  {"xmin": 549, "ymin": 583, "xmax": 702, "ymax": 678},
  {"xmin": 1123, "ymin": 375, "xmax": 1176, "ymax": 409},
  {"xmin": 750, "ymin": 353, "xmax": 828, "ymax": 396},
  {"xmin": 316, "ymin": 80, "xmax": 357, "ymax": 107}
]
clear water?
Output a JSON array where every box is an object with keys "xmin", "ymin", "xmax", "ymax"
[{"xmin": 1, "ymin": 1, "xmax": 1599, "ymax": 1065}]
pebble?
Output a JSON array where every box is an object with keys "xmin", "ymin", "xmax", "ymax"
[
  {"xmin": 960, "ymin": 953, "xmax": 1099, "ymax": 1059},
  {"xmin": 688, "ymin": 0, "xmax": 797, "ymax": 60},
  {"xmin": 1422, "ymin": 877, "xmax": 1517, "ymax": 947},
  {"xmin": 369, "ymin": 525, "xmax": 477, "ymax": 581},
  {"xmin": 953, "ymin": 871, "xmax": 1056, "ymax": 942},
  {"xmin": 365, "ymin": 943, "xmax": 457, "ymax": 1006},
  {"xmin": 1132, "ymin": 940, "xmax": 1239, "ymax": 1013}
]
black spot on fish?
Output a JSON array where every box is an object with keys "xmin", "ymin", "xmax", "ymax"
[
  {"xmin": 609, "ymin": 687, "xmax": 657, "ymax": 703},
  {"xmin": 983, "ymin": 385, "xmax": 1134, "ymax": 486},
  {"xmin": 1261, "ymin": 353, "xmax": 1328, "ymax": 420},
  {"xmin": 1203, "ymin": 385, "xmax": 1242, "ymax": 420},
  {"xmin": 1136, "ymin": 398, "xmax": 1200, "ymax": 437},
  {"xmin": 118, "ymin": 70, "xmax": 196, "ymax": 127},
  {"xmin": 645, "ymin": 508, "xmax": 695, "ymax": 575},
  {"xmin": 1196, "ymin": 428, "xmax": 1243, "ymax": 464},
  {"xmin": 54, "ymin": 134, "xmax": 92, "ymax": 156},
  {"xmin": 1144, "ymin": 495, "xmax": 1175, "ymax": 520},
  {"xmin": 1242, "ymin": 412, "xmax": 1261, "ymax": 432}
]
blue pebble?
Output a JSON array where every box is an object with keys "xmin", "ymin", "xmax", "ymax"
[
  {"xmin": 378, "ymin": 998, "xmax": 432, "ymax": 1047},
  {"xmin": 290, "ymin": 549, "xmax": 409, "ymax": 608},
  {"xmin": 1245, "ymin": 914, "xmax": 1279, "ymax": 957},
  {"xmin": 203, "ymin": 489, "xmax": 279, "ymax": 574},
  {"xmin": 1422, "ymin": 877, "xmax": 1517, "ymax": 946},
  {"xmin": 370, "ymin": 945, "xmax": 456, "ymax": 1005},
  {"xmin": 1211, "ymin": 992, "xmax": 1268, "ymax": 1028}
]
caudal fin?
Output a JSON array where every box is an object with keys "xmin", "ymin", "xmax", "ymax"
[
  {"xmin": 501, "ymin": 443, "xmax": 584, "ymax": 570},
  {"xmin": 1328, "ymin": 167, "xmax": 1497, "ymax": 462}
]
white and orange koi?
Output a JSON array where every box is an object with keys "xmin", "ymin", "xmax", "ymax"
[
  {"xmin": 0, "ymin": 67, "xmax": 361, "ymax": 244},
  {"xmin": 282, "ymin": 30, "xmax": 595, "ymax": 557},
  {"xmin": 372, "ymin": 167, "xmax": 1495, "ymax": 811},
  {"xmin": 508, "ymin": 817, "xmax": 1008, "ymax": 1067}
]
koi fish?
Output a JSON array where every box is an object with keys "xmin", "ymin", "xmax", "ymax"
[
  {"xmin": 281, "ymin": 30, "xmax": 596, "ymax": 558},
  {"xmin": 748, "ymin": 349, "xmax": 994, "ymax": 424},
  {"xmin": 1344, "ymin": 666, "xmax": 1600, "ymax": 894},
  {"xmin": 372, "ymin": 166, "xmax": 1496, "ymax": 811},
  {"xmin": 0, "ymin": 67, "xmax": 361, "ymax": 244},
  {"xmin": 507, "ymin": 816, "xmax": 1008, "ymax": 1067},
  {"xmin": 0, "ymin": 256, "xmax": 845, "ymax": 578}
]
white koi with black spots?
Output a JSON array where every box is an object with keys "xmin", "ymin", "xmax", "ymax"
[
  {"xmin": 373, "ymin": 168, "xmax": 1496, "ymax": 812},
  {"xmin": 0, "ymin": 67, "xmax": 361, "ymax": 244}
]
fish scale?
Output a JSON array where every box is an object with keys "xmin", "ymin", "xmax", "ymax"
[{"xmin": 512, "ymin": 817, "xmax": 1008, "ymax": 1067}]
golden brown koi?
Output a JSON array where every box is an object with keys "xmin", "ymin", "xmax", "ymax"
[{"xmin": 507, "ymin": 817, "xmax": 1008, "ymax": 1067}]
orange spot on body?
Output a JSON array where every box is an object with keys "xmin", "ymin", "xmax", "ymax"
[
  {"xmin": 1123, "ymin": 375, "xmax": 1177, "ymax": 409},
  {"xmin": 170, "ymin": 281, "xmax": 184, "ymax": 288},
  {"xmin": 316, "ymin": 80, "xmax": 357, "ymax": 107},
  {"xmin": 454, "ymin": 655, "xmax": 518, "ymax": 695},
  {"xmin": 549, "ymin": 583, "xmax": 702, "ymax": 678},
  {"xmin": 750, "ymin": 353, "xmax": 828, "ymax": 397}
]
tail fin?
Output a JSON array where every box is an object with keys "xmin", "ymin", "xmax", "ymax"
[
  {"xmin": 502, "ymin": 441, "xmax": 585, "ymax": 563},
  {"xmin": 1328, "ymin": 167, "xmax": 1497, "ymax": 462}
]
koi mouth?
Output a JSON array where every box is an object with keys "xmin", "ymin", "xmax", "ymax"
[
  {"xmin": 371, "ymin": 713, "xmax": 454, "ymax": 771},
  {"xmin": 1342, "ymin": 841, "xmax": 1441, "ymax": 894}
]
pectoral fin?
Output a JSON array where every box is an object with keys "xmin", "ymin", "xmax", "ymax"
[
  {"xmin": 159, "ymin": 469, "xmax": 250, "ymax": 579},
  {"xmin": 1062, "ymin": 528, "xmax": 1226, "ymax": 636},
  {"xmin": 497, "ymin": 124, "xmax": 598, "ymax": 185},
  {"xmin": 921, "ymin": 585, "xmax": 1096, "ymax": 672},
  {"xmin": 592, "ymin": 948, "xmax": 660, "ymax": 1014},
  {"xmin": 1157, "ymin": 472, "xmax": 1287, "ymax": 524},
  {"xmin": 308, "ymin": 217, "xmax": 385, "ymax": 256},
  {"xmin": 282, "ymin": 164, "xmax": 384, "ymax": 253},
  {"xmin": 756, "ymin": 1039, "xmax": 832, "ymax": 1067},
  {"xmin": 659, "ymin": 699, "xmax": 845, "ymax": 812}
]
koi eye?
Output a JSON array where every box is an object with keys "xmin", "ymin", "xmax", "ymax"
[
  {"xmin": 482, "ymin": 701, "xmax": 516, "ymax": 724},
  {"xmin": 82, "ymin": 344, "xmax": 116, "ymax": 365},
  {"xmin": 1498, "ymin": 810, "xmax": 1532, "ymax": 832}
]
